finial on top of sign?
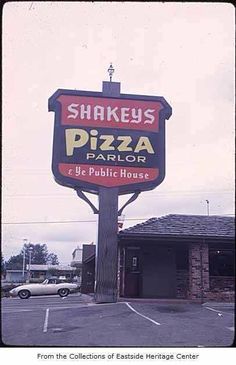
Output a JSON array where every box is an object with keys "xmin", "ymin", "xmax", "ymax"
[{"xmin": 107, "ymin": 63, "xmax": 115, "ymax": 82}]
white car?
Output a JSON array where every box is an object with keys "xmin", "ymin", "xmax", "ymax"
[{"xmin": 9, "ymin": 277, "xmax": 79, "ymax": 299}]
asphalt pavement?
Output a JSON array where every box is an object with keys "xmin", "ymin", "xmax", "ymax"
[{"xmin": 1, "ymin": 294, "xmax": 234, "ymax": 347}]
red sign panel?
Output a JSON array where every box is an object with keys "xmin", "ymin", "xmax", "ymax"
[
  {"xmin": 49, "ymin": 88, "xmax": 171, "ymax": 194},
  {"xmin": 58, "ymin": 94, "xmax": 163, "ymax": 131}
]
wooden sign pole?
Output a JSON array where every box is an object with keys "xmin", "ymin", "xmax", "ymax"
[
  {"xmin": 94, "ymin": 80, "xmax": 120, "ymax": 303},
  {"xmin": 95, "ymin": 187, "xmax": 119, "ymax": 302}
]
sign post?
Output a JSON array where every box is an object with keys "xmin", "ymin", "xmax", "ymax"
[
  {"xmin": 96, "ymin": 186, "xmax": 119, "ymax": 302},
  {"xmin": 95, "ymin": 80, "xmax": 121, "ymax": 302},
  {"xmin": 48, "ymin": 68, "xmax": 172, "ymax": 303}
]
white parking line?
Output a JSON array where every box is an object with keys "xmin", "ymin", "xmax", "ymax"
[
  {"xmin": 125, "ymin": 302, "xmax": 161, "ymax": 326},
  {"xmin": 204, "ymin": 306, "xmax": 234, "ymax": 316},
  {"xmin": 43, "ymin": 308, "xmax": 50, "ymax": 333},
  {"xmin": 2, "ymin": 309, "xmax": 34, "ymax": 313}
]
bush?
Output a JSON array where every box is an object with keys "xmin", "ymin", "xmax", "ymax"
[{"xmin": 1, "ymin": 283, "xmax": 21, "ymax": 297}]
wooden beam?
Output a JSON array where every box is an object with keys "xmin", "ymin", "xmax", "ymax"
[
  {"xmin": 95, "ymin": 187, "xmax": 119, "ymax": 303},
  {"xmin": 94, "ymin": 80, "xmax": 121, "ymax": 303}
]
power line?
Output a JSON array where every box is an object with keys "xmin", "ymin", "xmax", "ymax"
[
  {"xmin": 3, "ymin": 219, "xmax": 146, "ymax": 225},
  {"xmin": 3, "ymin": 189, "xmax": 234, "ymax": 198},
  {"xmin": 2, "ymin": 220, "xmax": 98, "ymax": 225},
  {"xmin": 2, "ymin": 215, "xmax": 235, "ymax": 225}
]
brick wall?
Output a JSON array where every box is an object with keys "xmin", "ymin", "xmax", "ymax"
[
  {"xmin": 189, "ymin": 243, "xmax": 209, "ymax": 300},
  {"xmin": 210, "ymin": 276, "xmax": 235, "ymax": 290},
  {"xmin": 206, "ymin": 276, "xmax": 235, "ymax": 302},
  {"xmin": 176, "ymin": 270, "xmax": 188, "ymax": 298},
  {"xmin": 189, "ymin": 243, "xmax": 234, "ymax": 302}
]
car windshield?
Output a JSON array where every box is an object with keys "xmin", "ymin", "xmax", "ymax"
[
  {"xmin": 42, "ymin": 278, "xmax": 70, "ymax": 285},
  {"xmin": 48, "ymin": 278, "xmax": 58, "ymax": 284}
]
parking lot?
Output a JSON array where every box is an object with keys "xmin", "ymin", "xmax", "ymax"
[{"xmin": 1, "ymin": 294, "xmax": 234, "ymax": 347}]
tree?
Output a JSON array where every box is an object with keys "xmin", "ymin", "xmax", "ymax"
[
  {"xmin": 5, "ymin": 243, "xmax": 60, "ymax": 269},
  {"xmin": 5, "ymin": 254, "xmax": 23, "ymax": 270},
  {"xmin": 47, "ymin": 253, "xmax": 59, "ymax": 265},
  {"xmin": 47, "ymin": 267, "xmax": 60, "ymax": 277},
  {"xmin": 21, "ymin": 243, "xmax": 48, "ymax": 265}
]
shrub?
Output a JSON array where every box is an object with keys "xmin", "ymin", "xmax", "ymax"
[{"xmin": 1, "ymin": 283, "xmax": 21, "ymax": 297}]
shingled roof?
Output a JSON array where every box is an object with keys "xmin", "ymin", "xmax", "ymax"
[{"xmin": 119, "ymin": 214, "xmax": 235, "ymax": 239}]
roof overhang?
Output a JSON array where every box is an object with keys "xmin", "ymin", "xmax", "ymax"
[{"xmin": 118, "ymin": 234, "xmax": 235, "ymax": 243}]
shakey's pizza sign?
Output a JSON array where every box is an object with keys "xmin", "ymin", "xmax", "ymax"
[{"xmin": 48, "ymin": 89, "xmax": 172, "ymax": 194}]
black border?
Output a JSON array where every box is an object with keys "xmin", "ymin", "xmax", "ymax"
[{"xmin": 48, "ymin": 89, "xmax": 172, "ymax": 195}]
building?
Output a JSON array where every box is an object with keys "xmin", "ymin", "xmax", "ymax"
[
  {"xmin": 26, "ymin": 264, "xmax": 75, "ymax": 281},
  {"xmin": 71, "ymin": 246, "xmax": 83, "ymax": 268},
  {"xmin": 71, "ymin": 244, "xmax": 96, "ymax": 293},
  {"xmin": 118, "ymin": 214, "xmax": 235, "ymax": 302},
  {"xmin": 5, "ymin": 270, "xmax": 27, "ymax": 283},
  {"xmin": 80, "ymin": 244, "xmax": 96, "ymax": 294},
  {"xmin": 77, "ymin": 214, "xmax": 235, "ymax": 302}
]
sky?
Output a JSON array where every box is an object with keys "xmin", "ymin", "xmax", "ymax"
[{"xmin": 2, "ymin": 2, "xmax": 235, "ymax": 265}]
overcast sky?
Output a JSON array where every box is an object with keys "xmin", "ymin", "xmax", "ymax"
[{"xmin": 2, "ymin": 2, "xmax": 235, "ymax": 265}]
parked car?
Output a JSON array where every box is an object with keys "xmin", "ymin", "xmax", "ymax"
[{"xmin": 9, "ymin": 277, "xmax": 79, "ymax": 299}]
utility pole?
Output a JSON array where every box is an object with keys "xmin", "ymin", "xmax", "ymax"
[
  {"xmin": 22, "ymin": 238, "xmax": 27, "ymax": 280},
  {"xmin": 206, "ymin": 200, "xmax": 210, "ymax": 216},
  {"xmin": 28, "ymin": 246, "xmax": 33, "ymax": 282}
]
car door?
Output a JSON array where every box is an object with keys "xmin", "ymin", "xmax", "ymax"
[{"xmin": 42, "ymin": 278, "xmax": 59, "ymax": 294}]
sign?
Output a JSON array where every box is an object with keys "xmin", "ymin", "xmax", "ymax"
[{"xmin": 49, "ymin": 88, "xmax": 172, "ymax": 194}]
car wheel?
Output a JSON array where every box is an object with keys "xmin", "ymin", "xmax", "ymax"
[
  {"xmin": 58, "ymin": 288, "xmax": 70, "ymax": 297},
  {"xmin": 18, "ymin": 290, "xmax": 31, "ymax": 299}
]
